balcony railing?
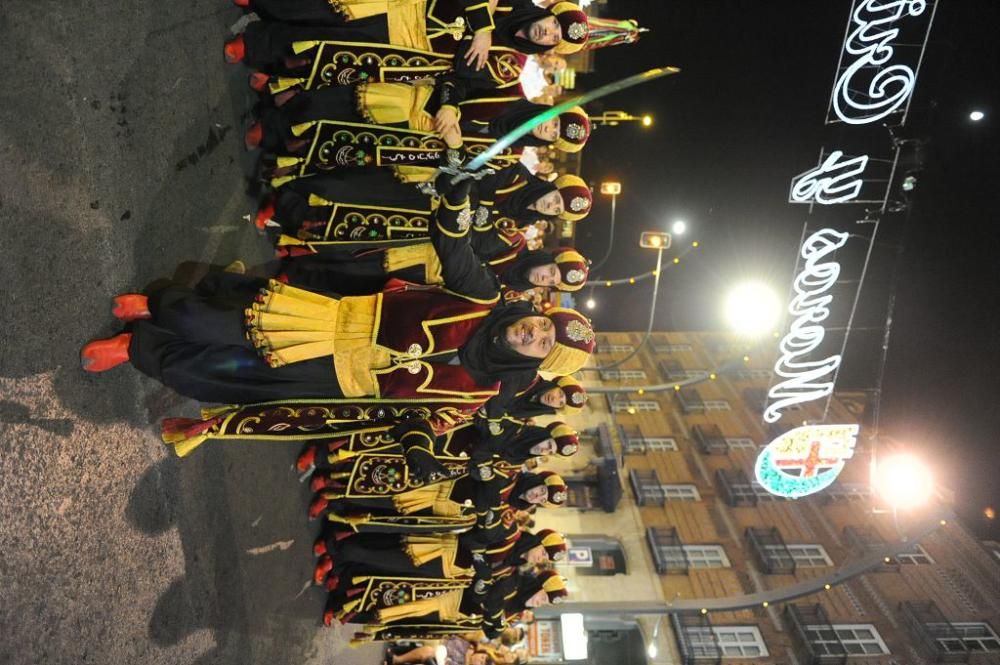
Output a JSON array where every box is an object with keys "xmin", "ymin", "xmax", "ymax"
[
  {"xmin": 747, "ymin": 527, "xmax": 797, "ymax": 575},
  {"xmin": 671, "ymin": 613, "xmax": 722, "ymax": 665},
  {"xmin": 785, "ymin": 604, "xmax": 847, "ymax": 665},
  {"xmin": 842, "ymin": 525, "xmax": 899, "ymax": 572},
  {"xmin": 715, "ymin": 468, "xmax": 758, "ymax": 507},
  {"xmin": 677, "ymin": 388, "xmax": 705, "ymax": 414},
  {"xmin": 900, "ymin": 600, "xmax": 970, "ymax": 664},
  {"xmin": 629, "ymin": 469, "xmax": 665, "ymax": 507},
  {"xmin": 691, "ymin": 424, "xmax": 728, "ymax": 455},
  {"xmin": 647, "ymin": 527, "xmax": 688, "ymax": 574}
]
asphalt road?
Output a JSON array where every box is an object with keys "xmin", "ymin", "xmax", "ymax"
[{"xmin": 0, "ymin": 3, "xmax": 380, "ymax": 663}]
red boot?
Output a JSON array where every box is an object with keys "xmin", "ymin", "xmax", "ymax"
[
  {"xmin": 112, "ymin": 294, "xmax": 151, "ymax": 322},
  {"xmin": 325, "ymin": 574, "xmax": 340, "ymax": 591},
  {"xmin": 81, "ymin": 333, "xmax": 132, "ymax": 373},
  {"xmin": 308, "ymin": 495, "xmax": 329, "ymax": 520},
  {"xmin": 245, "ymin": 121, "xmax": 263, "ymax": 150},
  {"xmin": 313, "ymin": 537, "xmax": 327, "ymax": 557},
  {"xmin": 254, "ymin": 200, "xmax": 276, "ymax": 231},
  {"xmin": 249, "ymin": 71, "xmax": 270, "ymax": 92},
  {"xmin": 322, "ymin": 609, "xmax": 336, "ymax": 627},
  {"xmin": 310, "ymin": 475, "xmax": 329, "ymax": 493},
  {"xmin": 296, "ymin": 445, "xmax": 317, "ymax": 473},
  {"xmin": 224, "ymin": 36, "xmax": 245, "ymax": 64},
  {"xmin": 314, "ymin": 555, "xmax": 333, "ymax": 585},
  {"xmin": 233, "ymin": 0, "xmax": 250, "ymax": 7}
]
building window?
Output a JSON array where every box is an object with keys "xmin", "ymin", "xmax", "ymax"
[
  {"xmin": 612, "ymin": 400, "xmax": 660, "ymax": 413},
  {"xmin": 660, "ymin": 484, "xmax": 701, "ymax": 501},
  {"xmin": 704, "ymin": 399, "xmax": 731, "ymax": 411},
  {"xmin": 630, "ymin": 469, "xmax": 665, "ymax": 506},
  {"xmin": 600, "ymin": 369, "xmax": 647, "ymax": 381},
  {"xmin": 689, "ymin": 626, "xmax": 768, "ymax": 658},
  {"xmin": 654, "ymin": 343, "xmax": 692, "ymax": 353},
  {"xmin": 805, "ymin": 624, "xmax": 890, "ymax": 656},
  {"xmin": 934, "ymin": 622, "xmax": 1000, "ymax": 652},
  {"xmin": 725, "ymin": 437, "xmax": 757, "ymax": 450},
  {"xmin": 598, "ymin": 344, "xmax": 634, "ymax": 354},
  {"xmin": 624, "ymin": 437, "xmax": 678, "ymax": 454},
  {"xmin": 735, "ymin": 368, "xmax": 773, "ymax": 381},
  {"xmin": 895, "ymin": 543, "xmax": 934, "ymax": 565},
  {"xmin": 783, "ymin": 544, "xmax": 834, "ymax": 567},
  {"xmin": 825, "ymin": 482, "xmax": 873, "ymax": 501},
  {"xmin": 684, "ymin": 545, "xmax": 730, "ymax": 569}
]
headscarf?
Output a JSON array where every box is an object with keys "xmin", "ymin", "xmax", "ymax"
[
  {"xmin": 503, "ymin": 424, "xmax": 557, "ymax": 464},
  {"xmin": 507, "ymin": 378, "xmax": 561, "ymax": 418},
  {"xmin": 496, "ymin": 250, "xmax": 557, "ymax": 292},
  {"xmin": 463, "ymin": 100, "xmax": 553, "ymax": 148},
  {"xmin": 458, "ymin": 300, "xmax": 544, "ymax": 394},
  {"xmin": 492, "ymin": 7, "xmax": 557, "ymax": 55},
  {"xmin": 507, "ymin": 471, "xmax": 565, "ymax": 510},
  {"xmin": 493, "ymin": 165, "xmax": 558, "ymax": 220},
  {"xmin": 508, "ymin": 570, "xmax": 568, "ymax": 613}
]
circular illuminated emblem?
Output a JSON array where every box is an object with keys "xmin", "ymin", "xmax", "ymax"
[
  {"xmin": 565, "ymin": 268, "xmax": 585, "ymax": 284},
  {"xmin": 754, "ymin": 424, "xmax": 859, "ymax": 499},
  {"xmin": 570, "ymin": 196, "xmax": 589, "ymax": 212}
]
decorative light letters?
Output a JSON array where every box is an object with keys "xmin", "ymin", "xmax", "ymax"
[
  {"xmin": 832, "ymin": 0, "xmax": 928, "ymax": 125},
  {"xmin": 764, "ymin": 229, "xmax": 849, "ymax": 424},
  {"xmin": 790, "ymin": 151, "xmax": 870, "ymax": 205}
]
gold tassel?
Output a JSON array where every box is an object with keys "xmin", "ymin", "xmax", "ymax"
[
  {"xmin": 291, "ymin": 40, "xmax": 319, "ymax": 54},
  {"xmin": 276, "ymin": 156, "xmax": 304, "ymax": 168},
  {"xmin": 308, "ymin": 193, "xmax": 334, "ymax": 207},
  {"xmin": 171, "ymin": 434, "xmax": 210, "ymax": 458},
  {"xmin": 268, "ymin": 77, "xmax": 305, "ymax": 94},
  {"xmin": 291, "ymin": 121, "xmax": 317, "ymax": 137}
]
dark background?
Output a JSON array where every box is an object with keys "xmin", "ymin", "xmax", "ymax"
[{"xmin": 573, "ymin": 0, "xmax": 1000, "ymax": 539}]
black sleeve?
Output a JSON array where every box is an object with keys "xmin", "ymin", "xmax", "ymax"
[
  {"xmin": 461, "ymin": 0, "xmax": 496, "ymax": 35},
  {"xmin": 432, "ymin": 175, "xmax": 502, "ymax": 303}
]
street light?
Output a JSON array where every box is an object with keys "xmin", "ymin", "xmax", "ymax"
[
  {"xmin": 590, "ymin": 182, "xmax": 622, "ymax": 272},
  {"xmin": 589, "ymin": 111, "xmax": 655, "ymax": 127},
  {"xmin": 970, "ymin": 110, "xmax": 985, "ymax": 122},
  {"xmin": 872, "ymin": 453, "xmax": 934, "ymax": 509},
  {"xmin": 585, "ymin": 297, "xmax": 596, "ymax": 310},
  {"xmin": 724, "ymin": 282, "xmax": 781, "ymax": 337},
  {"xmin": 671, "ymin": 220, "xmax": 687, "ymax": 236}
]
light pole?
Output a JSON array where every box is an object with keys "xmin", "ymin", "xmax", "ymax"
[
  {"xmin": 589, "ymin": 111, "xmax": 654, "ymax": 127},
  {"xmin": 588, "ymin": 181, "xmax": 622, "ymax": 273},
  {"xmin": 584, "ymin": 231, "xmax": 671, "ymax": 372}
]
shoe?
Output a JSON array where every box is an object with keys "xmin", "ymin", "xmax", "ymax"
[
  {"xmin": 249, "ymin": 71, "xmax": 270, "ymax": 92},
  {"xmin": 322, "ymin": 609, "xmax": 336, "ymax": 627},
  {"xmin": 308, "ymin": 496, "xmax": 329, "ymax": 520},
  {"xmin": 296, "ymin": 445, "xmax": 317, "ymax": 473},
  {"xmin": 254, "ymin": 201, "xmax": 275, "ymax": 231},
  {"xmin": 314, "ymin": 555, "xmax": 333, "ymax": 585},
  {"xmin": 245, "ymin": 121, "xmax": 263, "ymax": 150},
  {"xmin": 111, "ymin": 294, "xmax": 151, "ymax": 322},
  {"xmin": 325, "ymin": 574, "xmax": 340, "ymax": 591},
  {"xmin": 233, "ymin": 0, "xmax": 250, "ymax": 7},
  {"xmin": 81, "ymin": 333, "xmax": 132, "ymax": 373},
  {"xmin": 313, "ymin": 537, "xmax": 327, "ymax": 557},
  {"xmin": 224, "ymin": 36, "xmax": 245, "ymax": 64},
  {"xmin": 310, "ymin": 475, "xmax": 328, "ymax": 493}
]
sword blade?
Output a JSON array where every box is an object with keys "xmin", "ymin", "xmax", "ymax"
[{"xmin": 464, "ymin": 65, "xmax": 681, "ymax": 172}]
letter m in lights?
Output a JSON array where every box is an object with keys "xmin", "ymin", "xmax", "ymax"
[{"xmin": 789, "ymin": 150, "xmax": 869, "ymax": 205}]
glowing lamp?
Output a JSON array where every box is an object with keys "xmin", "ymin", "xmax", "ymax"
[
  {"xmin": 600, "ymin": 182, "xmax": 622, "ymax": 196},
  {"xmin": 639, "ymin": 231, "xmax": 671, "ymax": 249},
  {"xmin": 724, "ymin": 282, "xmax": 781, "ymax": 337},
  {"xmin": 872, "ymin": 453, "xmax": 934, "ymax": 509}
]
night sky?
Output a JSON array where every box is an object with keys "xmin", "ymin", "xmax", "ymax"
[{"xmin": 573, "ymin": 0, "xmax": 1000, "ymax": 538}]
